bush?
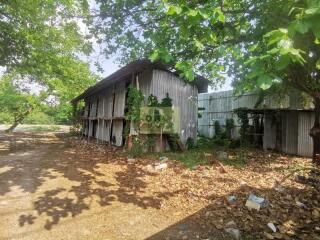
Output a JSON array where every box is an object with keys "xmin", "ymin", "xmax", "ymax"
[
  {"xmin": 229, "ymin": 139, "xmax": 241, "ymax": 149},
  {"xmin": 0, "ymin": 112, "xmax": 13, "ymax": 124},
  {"xmin": 186, "ymin": 137, "xmax": 195, "ymax": 149},
  {"xmin": 213, "ymin": 138, "xmax": 225, "ymax": 146},
  {"xmin": 24, "ymin": 111, "xmax": 54, "ymax": 124},
  {"xmin": 128, "ymin": 137, "xmax": 143, "ymax": 158}
]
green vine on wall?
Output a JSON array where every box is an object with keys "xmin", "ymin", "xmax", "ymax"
[{"xmin": 126, "ymin": 85, "xmax": 144, "ymax": 132}]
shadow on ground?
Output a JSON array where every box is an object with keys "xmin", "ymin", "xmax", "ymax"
[
  {"xmin": 0, "ymin": 133, "xmax": 184, "ymax": 231},
  {"xmin": 0, "ymin": 133, "xmax": 318, "ymax": 240}
]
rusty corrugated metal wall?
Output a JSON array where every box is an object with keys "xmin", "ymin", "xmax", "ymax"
[
  {"xmin": 297, "ymin": 112, "xmax": 314, "ymax": 157},
  {"xmin": 149, "ymin": 70, "xmax": 198, "ymax": 144},
  {"xmin": 198, "ymin": 91, "xmax": 314, "ymax": 157},
  {"xmin": 198, "ymin": 91, "xmax": 289, "ymax": 138},
  {"xmin": 281, "ymin": 111, "xmax": 299, "ymax": 155},
  {"xmin": 82, "ymin": 68, "xmax": 199, "ymax": 146}
]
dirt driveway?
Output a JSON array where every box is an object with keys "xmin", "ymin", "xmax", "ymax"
[
  {"xmin": 0, "ymin": 132, "xmax": 318, "ymax": 240},
  {"xmin": 0, "ymin": 133, "xmax": 213, "ymax": 240}
]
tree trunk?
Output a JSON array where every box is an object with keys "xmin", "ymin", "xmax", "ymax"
[
  {"xmin": 4, "ymin": 108, "xmax": 32, "ymax": 133},
  {"xmin": 310, "ymin": 97, "xmax": 320, "ymax": 165},
  {"xmin": 5, "ymin": 121, "xmax": 20, "ymax": 133}
]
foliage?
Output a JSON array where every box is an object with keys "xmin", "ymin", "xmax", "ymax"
[
  {"xmin": 0, "ymin": 0, "xmax": 96, "ymax": 130},
  {"xmin": 0, "ymin": 76, "xmax": 42, "ymax": 129},
  {"xmin": 91, "ymin": 0, "xmax": 320, "ymax": 113},
  {"xmin": 145, "ymin": 135, "xmax": 156, "ymax": 152},
  {"xmin": 128, "ymin": 136, "xmax": 144, "ymax": 158},
  {"xmin": 186, "ymin": 137, "xmax": 195, "ymax": 150},
  {"xmin": 125, "ymin": 85, "xmax": 144, "ymax": 132},
  {"xmin": 160, "ymin": 93, "xmax": 173, "ymax": 107},
  {"xmin": 0, "ymin": 112, "xmax": 13, "ymax": 124},
  {"xmin": 213, "ymin": 120, "xmax": 222, "ymax": 138},
  {"xmin": 147, "ymin": 94, "xmax": 159, "ymax": 107},
  {"xmin": 24, "ymin": 111, "xmax": 54, "ymax": 125},
  {"xmin": 0, "ymin": 0, "xmax": 91, "ymax": 70},
  {"xmin": 236, "ymin": 109, "xmax": 250, "ymax": 145},
  {"xmin": 228, "ymin": 139, "xmax": 241, "ymax": 149}
]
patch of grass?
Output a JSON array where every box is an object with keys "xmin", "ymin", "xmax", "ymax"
[
  {"xmin": 163, "ymin": 150, "xmax": 207, "ymax": 169},
  {"xmin": 221, "ymin": 149, "xmax": 248, "ymax": 168},
  {"xmin": 25, "ymin": 125, "xmax": 61, "ymax": 132}
]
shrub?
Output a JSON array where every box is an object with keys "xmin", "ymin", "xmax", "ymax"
[
  {"xmin": 229, "ymin": 139, "xmax": 241, "ymax": 149},
  {"xmin": 24, "ymin": 111, "xmax": 54, "ymax": 124},
  {"xmin": 0, "ymin": 112, "xmax": 13, "ymax": 124},
  {"xmin": 186, "ymin": 137, "xmax": 195, "ymax": 149},
  {"xmin": 213, "ymin": 120, "xmax": 222, "ymax": 137}
]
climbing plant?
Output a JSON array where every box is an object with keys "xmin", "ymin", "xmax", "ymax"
[
  {"xmin": 147, "ymin": 94, "xmax": 159, "ymax": 107},
  {"xmin": 126, "ymin": 85, "xmax": 144, "ymax": 132}
]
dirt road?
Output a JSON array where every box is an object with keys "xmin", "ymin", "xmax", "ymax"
[
  {"xmin": 0, "ymin": 133, "xmax": 212, "ymax": 240},
  {"xmin": 0, "ymin": 132, "xmax": 318, "ymax": 240}
]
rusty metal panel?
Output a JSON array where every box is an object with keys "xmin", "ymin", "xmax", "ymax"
[
  {"xmin": 298, "ymin": 112, "xmax": 314, "ymax": 157},
  {"xmin": 150, "ymin": 69, "xmax": 198, "ymax": 144}
]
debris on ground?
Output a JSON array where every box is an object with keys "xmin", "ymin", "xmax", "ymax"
[
  {"xmin": 295, "ymin": 200, "xmax": 307, "ymax": 209},
  {"xmin": 159, "ymin": 156, "xmax": 169, "ymax": 162},
  {"xmin": 267, "ymin": 222, "xmax": 277, "ymax": 233},
  {"xmin": 127, "ymin": 158, "xmax": 136, "ymax": 164},
  {"xmin": 217, "ymin": 151, "xmax": 228, "ymax": 161},
  {"xmin": 154, "ymin": 162, "xmax": 168, "ymax": 171},
  {"xmin": 239, "ymin": 181, "xmax": 247, "ymax": 187},
  {"xmin": 245, "ymin": 194, "xmax": 268, "ymax": 211},
  {"xmin": 224, "ymin": 227, "xmax": 241, "ymax": 240},
  {"xmin": 227, "ymin": 196, "xmax": 237, "ymax": 204},
  {"xmin": 2, "ymin": 133, "xmax": 319, "ymax": 239}
]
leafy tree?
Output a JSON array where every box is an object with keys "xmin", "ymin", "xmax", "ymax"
[
  {"xmin": 92, "ymin": 0, "xmax": 320, "ymax": 163},
  {"xmin": 0, "ymin": 0, "xmax": 91, "ymax": 69},
  {"xmin": 0, "ymin": 75, "xmax": 42, "ymax": 132},
  {"xmin": 0, "ymin": 0, "xmax": 97, "ymax": 131},
  {"xmin": 0, "ymin": 57, "xmax": 97, "ymax": 132}
]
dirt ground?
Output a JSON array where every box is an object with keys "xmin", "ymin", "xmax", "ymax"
[{"xmin": 0, "ymin": 132, "xmax": 319, "ymax": 240}]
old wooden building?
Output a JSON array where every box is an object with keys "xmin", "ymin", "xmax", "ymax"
[{"xmin": 72, "ymin": 60, "xmax": 208, "ymax": 147}]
